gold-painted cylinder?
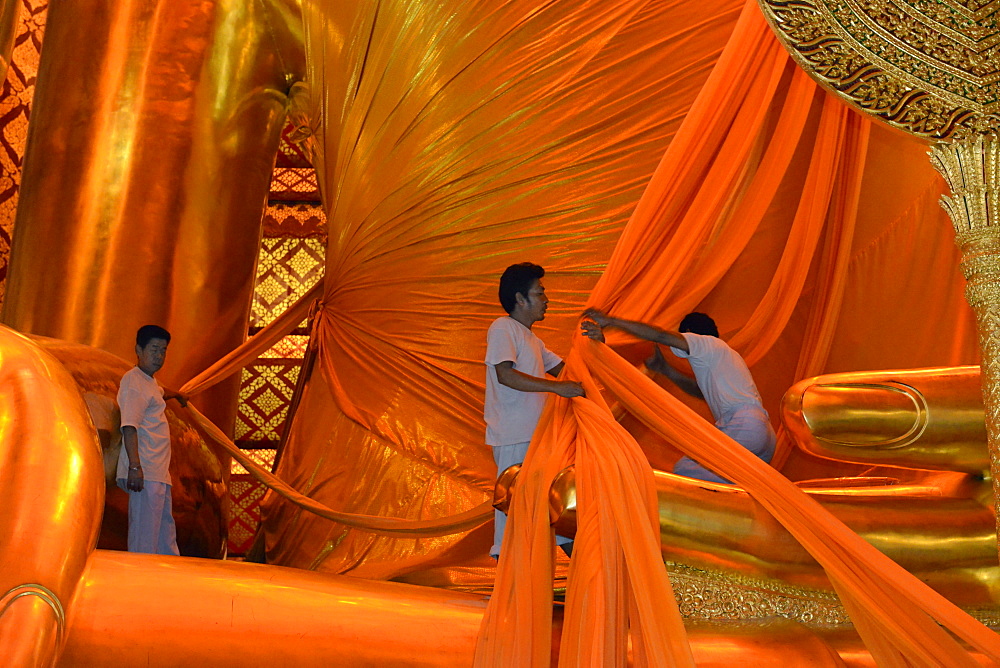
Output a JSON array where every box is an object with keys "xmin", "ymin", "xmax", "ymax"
[
  {"xmin": 58, "ymin": 551, "xmax": 859, "ymax": 666},
  {"xmin": 0, "ymin": 0, "xmax": 19, "ymax": 82},
  {"xmin": 781, "ymin": 366, "xmax": 988, "ymax": 474},
  {"xmin": 0, "ymin": 325, "xmax": 105, "ymax": 666},
  {"xmin": 545, "ymin": 467, "xmax": 998, "ymax": 604},
  {"xmin": 0, "ymin": 0, "xmax": 304, "ymax": 429}
]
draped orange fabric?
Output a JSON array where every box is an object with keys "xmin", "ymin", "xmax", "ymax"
[
  {"xmin": 187, "ymin": 403, "xmax": 494, "ymax": 535},
  {"xmin": 476, "ymin": 2, "xmax": 997, "ymax": 664},
  {"xmin": 475, "ymin": 348, "xmax": 697, "ymax": 666},
  {"xmin": 264, "ymin": 0, "xmax": 743, "ymax": 578},
  {"xmin": 177, "ymin": 282, "xmax": 322, "ymax": 399},
  {"xmin": 581, "ymin": 342, "xmax": 1000, "ymax": 665},
  {"xmin": 261, "ymin": 1, "xmax": 987, "ymax": 663}
]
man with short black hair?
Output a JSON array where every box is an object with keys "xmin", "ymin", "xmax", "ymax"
[
  {"xmin": 116, "ymin": 324, "xmax": 182, "ymax": 555},
  {"xmin": 582, "ymin": 309, "xmax": 775, "ymax": 484},
  {"xmin": 485, "ymin": 262, "xmax": 584, "ymax": 558}
]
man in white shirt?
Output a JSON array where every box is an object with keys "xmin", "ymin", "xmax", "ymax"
[
  {"xmin": 582, "ymin": 310, "xmax": 775, "ymax": 484},
  {"xmin": 485, "ymin": 262, "xmax": 585, "ymax": 558},
  {"xmin": 116, "ymin": 324, "xmax": 183, "ymax": 555}
]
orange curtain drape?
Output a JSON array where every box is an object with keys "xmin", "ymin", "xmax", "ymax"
[
  {"xmin": 577, "ymin": 342, "xmax": 1000, "ymax": 665},
  {"xmin": 477, "ymin": 2, "xmax": 997, "ymax": 666},
  {"xmin": 263, "ymin": 0, "xmax": 744, "ymax": 579},
  {"xmin": 264, "ymin": 2, "xmax": 984, "ymax": 662}
]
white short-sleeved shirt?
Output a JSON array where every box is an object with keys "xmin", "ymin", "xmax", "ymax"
[
  {"xmin": 670, "ymin": 332, "xmax": 763, "ymax": 423},
  {"xmin": 116, "ymin": 366, "xmax": 172, "ymax": 485},
  {"xmin": 484, "ymin": 316, "xmax": 562, "ymax": 447}
]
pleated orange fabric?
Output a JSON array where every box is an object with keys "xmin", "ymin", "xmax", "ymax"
[
  {"xmin": 475, "ymin": 348, "xmax": 696, "ymax": 666},
  {"xmin": 187, "ymin": 403, "xmax": 495, "ymax": 534},
  {"xmin": 594, "ymin": 5, "xmax": 794, "ymax": 324},
  {"xmin": 476, "ymin": 1, "xmax": 998, "ymax": 665},
  {"xmin": 264, "ymin": 0, "xmax": 745, "ymax": 578},
  {"xmin": 264, "ymin": 5, "xmax": 986, "ymax": 664}
]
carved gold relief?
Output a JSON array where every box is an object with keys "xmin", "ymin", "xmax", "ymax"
[
  {"xmin": 931, "ymin": 135, "xmax": 1000, "ymax": 557},
  {"xmin": 666, "ymin": 563, "xmax": 850, "ymax": 626},
  {"xmin": 666, "ymin": 563, "xmax": 1000, "ymax": 628},
  {"xmin": 757, "ymin": 0, "xmax": 1000, "ymax": 138}
]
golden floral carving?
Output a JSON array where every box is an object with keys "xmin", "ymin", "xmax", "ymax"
[
  {"xmin": 931, "ymin": 135, "xmax": 1000, "ymax": 557},
  {"xmin": 759, "ymin": 0, "xmax": 1000, "ymax": 557},
  {"xmin": 757, "ymin": 0, "xmax": 1000, "ymax": 138},
  {"xmin": 666, "ymin": 562, "xmax": 849, "ymax": 625},
  {"xmin": 666, "ymin": 562, "xmax": 1000, "ymax": 627}
]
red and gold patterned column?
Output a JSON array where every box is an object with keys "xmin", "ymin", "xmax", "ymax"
[
  {"xmin": 227, "ymin": 121, "xmax": 325, "ymax": 555},
  {"xmin": 0, "ymin": 0, "xmax": 304, "ymax": 431},
  {"xmin": 0, "ymin": 0, "xmax": 45, "ymax": 308}
]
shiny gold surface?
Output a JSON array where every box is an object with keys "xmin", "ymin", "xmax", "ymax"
[
  {"xmin": 686, "ymin": 621, "xmax": 851, "ymax": 666},
  {"xmin": 755, "ymin": 0, "xmax": 1000, "ymax": 577},
  {"xmin": 1, "ymin": 0, "xmax": 999, "ymax": 662},
  {"xmin": 0, "ymin": 324, "xmax": 104, "ymax": 667},
  {"xmin": 60, "ymin": 550, "xmax": 489, "ymax": 667},
  {"xmin": 1, "ymin": 264, "xmax": 995, "ymax": 664},
  {"xmin": 54, "ymin": 551, "xmax": 875, "ymax": 666},
  {"xmin": 0, "ymin": 0, "xmax": 304, "ymax": 431},
  {"xmin": 517, "ymin": 465, "xmax": 999, "ymax": 606},
  {"xmin": 756, "ymin": 0, "xmax": 1000, "ymax": 139},
  {"xmin": 0, "ymin": 0, "xmax": 19, "ymax": 82},
  {"xmin": 783, "ymin": 366, "xmax": 988, "ymax": 473},
  {"xmin": 498, "ymin": 365, "xmax": 1000, "ymax": 609}
]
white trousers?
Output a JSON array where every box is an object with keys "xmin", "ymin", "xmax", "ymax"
[
  {"xmin": 673, "ymin": 405, "xmax": 776, "ymax": 485},
  {"xmin": 118, "ymin": 479, "xmax": 180, "ymax": 555}
]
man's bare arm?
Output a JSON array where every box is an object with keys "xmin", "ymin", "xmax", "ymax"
[
  {"xmin": 646, "ymin": 345, "xmax": 703, "ymax": 399},
  {"xmin": 495, "ymin": 361, "xmax": 584, "ymax": 398},
  {"xmin": 583, "ymin": 309, "xmax": 689, "ymax": 352},
  {"xmin": 547, "ymin": 361, "xmax": 565, "ymax": 377},
  {"xmin": 121, "ymin": 425, "xmax": 145, "ymax": 492},
  {"xmin": 163, "ymin": 390, "xmax": 188, "ymax": 407}
]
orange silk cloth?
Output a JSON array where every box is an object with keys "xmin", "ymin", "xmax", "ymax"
[
  {"xmin": 263, "ymin": 0, "xmax": 746, "ymax": 578},
  {"xmin": 262, "ymin": 0, "xmax": 985, "ymax": 660},
  {"xmin": 476, "ymin": 2, "xmax": 999, "ymax": 665}
]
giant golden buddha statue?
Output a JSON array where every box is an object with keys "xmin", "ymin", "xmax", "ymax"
[{"xmin": 2, "ymin": 0, "xmax": 1000, "ymax": 664}]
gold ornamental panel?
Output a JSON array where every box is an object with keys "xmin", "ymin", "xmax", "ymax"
[{"xmin": 757, "ymin": 0, "xmax": 1000, "ymax": 138}]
